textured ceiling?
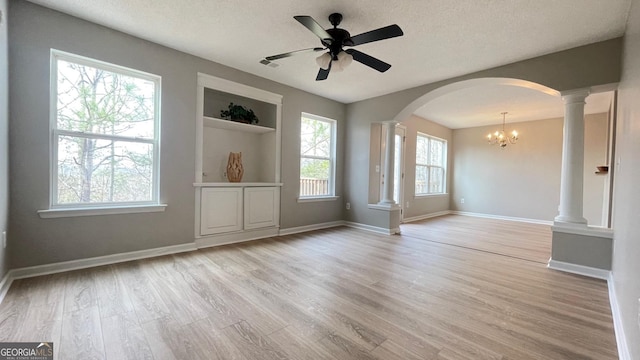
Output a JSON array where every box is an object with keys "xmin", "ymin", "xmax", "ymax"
[
  {"xmin": 414, "ymin": 87, "xmax": 613, "ymax": 129},
  {"xmin": 28, "ymin": 0, "xmax": 631, "ymax": 105}
]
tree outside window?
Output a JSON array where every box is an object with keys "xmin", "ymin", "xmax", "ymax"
[
  {"xmin": 52, "ymin": 51, "xmax": 160, "ymax": 207},
  {"xmin": 299, "ymin": 114, "xmax": 336, "ymax": 197}
]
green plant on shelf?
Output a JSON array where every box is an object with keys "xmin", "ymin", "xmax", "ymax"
[{"xmin": 220, "ymin": 103, "xmax": 259, "ymax": 124}]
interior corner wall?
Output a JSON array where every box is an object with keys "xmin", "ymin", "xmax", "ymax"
[
  {"xmin": 0, "ymin": 0, "xmax": 9, "ymax": 280},
  {"xmin": 400, "ymin": 115, "xmax": 452, "ymax": 219},
  {"xmin": 611, "ymin": 0, "xmax": 640, "ymax": 356},
  {"xmin": 451, "ymin": 113, "xmax": 608, "ymax": 224},
  {"xmin": 8, "ymin": 1, "xmax": 345, "ymax": 269}
]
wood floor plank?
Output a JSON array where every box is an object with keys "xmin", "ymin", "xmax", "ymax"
[
  {"xmin": 59, "ymin": 306, "xmax": 105, "ymax": 360},
  {"xmin": 114, "ymin": 261, "xmax": 172, "ymax": 324},
  {"xmin": 181, "ymin": 317, "xmax": 248, "ymax": 360},
  {"xmin": 63, "ymin": 269, "xmax": 98, "ymax": 313},
  {"xmin": 222, "ymin": 320, "xmax": 290, "ymax": 360},
  {"xmin": 92, "ymin": 265, "xmax": 135, "ymax": 319},
  {"xmin": 0, "ymin": 215, "xmax": 618, "ymax": 360},
  {"xmin": 0, "ymin": 288, "xmax": 30, "ymax": 342},
  {"xmin": 101, "ymin": 311, "xmax": 153, "ymax": 360},
  {"xmin": 370, "ymin": 339, "xmax": 433, "ymax": 360},
  {"xmin": 268, "ymin": 325, "xmax": 338, "ymax": 360},
  {"xmin": 139, "ymin": 317, "xmax": 181, "ymax": 360}
]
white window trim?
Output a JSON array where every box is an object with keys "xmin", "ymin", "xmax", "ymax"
[
  {"xmin": 47, "ymin": 49, "xmax": 162, "ymax": 213},
  {"xmin": 299, "ymin": 112, "xmax": 337, "ymax": 199},
  {"xmin": 415, "ymin": 132, "xmax": 447, "ymax": 196},
  {"xmin": 38, "ymin": 204, "xmax": 167, "ymax": 219}
]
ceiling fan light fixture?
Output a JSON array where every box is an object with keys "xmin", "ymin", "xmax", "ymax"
[
  {"xmin": 315, "ymin": 52, "xmax": 332, "ymax": 70},
  {"xmin": 337, "ymin": 50, "xmax": 353, "ymax": 68}
]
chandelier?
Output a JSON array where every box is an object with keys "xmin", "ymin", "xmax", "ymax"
[{"xmin": 487, "ymin": 112, "xmax": 518, "ymax": 149}]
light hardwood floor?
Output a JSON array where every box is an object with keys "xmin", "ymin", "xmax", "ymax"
[{"xmin": 0, "ymin": 216, "xmax": 617, "ymax": 359}]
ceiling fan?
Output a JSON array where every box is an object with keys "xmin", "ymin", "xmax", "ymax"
[{"xmin": 263, "ymin": 13, "xmax": 404, "ymax": 81}]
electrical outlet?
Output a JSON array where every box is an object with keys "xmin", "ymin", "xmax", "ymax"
[
  {"xmin": 406, "ymin": 201, "xmax": 410, "ymax": 208},
  {"xmin": 375, "ymin": 165, "xmax": 380, "ymax": 173},
  {"xmin": 460, "ymin": 198, "xmax": 465, "ymax": 204},
  {"xmin": 346, "ymin": 202, "xmax": 350, "ymax": 210},
  {"xmin": 2, "ymin": 231, "xmax": 6, "ymax": 249}
]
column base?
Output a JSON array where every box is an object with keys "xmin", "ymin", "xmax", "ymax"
[{"xmin": 553, "ymin": 215, "xmax": 587, "ymax": 226}]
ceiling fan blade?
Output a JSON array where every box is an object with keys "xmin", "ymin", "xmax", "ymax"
[
  {"xmin": 316, "ymin": 62, "xmax": 331, "ymax": 81},
  {"xmin": 349, "ymin": 24, "xmax": 404, "ymax": 46},
  {"xmin": 265, "ymin": 47, "xmax": 324, "ymax": 61},
  {"xmin": 294, "ymin": 15, "xmax": 334, "ymax": 43},
  {"xmin": 345, "ymin": 49, "xmax": 391, "ymax": 72}
]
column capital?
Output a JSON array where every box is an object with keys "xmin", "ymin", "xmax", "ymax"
[{"xmin": 560, "ymin": 88, "xmax": 590, "ymax": 103}]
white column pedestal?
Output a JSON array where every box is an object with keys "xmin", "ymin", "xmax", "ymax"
[
  {"xmin": 554, "ymin": 89, "xmax": 589, "ymax": 226},
  {"xmin": 379, "ymin": 121, "xmax": 397, "ymax": 205}
]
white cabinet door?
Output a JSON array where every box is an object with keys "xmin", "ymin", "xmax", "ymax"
[
  {"xmin": 201, "ymin": 188, "xmax": 243, "ymax": 235},
  {"xmin": 244, "ymin": 187, "xmax": 279, "ymax": 230}
]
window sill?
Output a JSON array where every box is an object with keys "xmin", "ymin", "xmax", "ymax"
[
  {"xmin": 297, "ymin": 196, "xmax": 339, "ymax": 203},
  {"xmin": 38, "ymin": 204, "xmax": 168, "ymax": 219},
  {"xmin": 415, "ymin": 193, "xmax": 449, "ymax": 198}
]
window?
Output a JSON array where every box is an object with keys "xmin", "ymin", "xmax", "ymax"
[
  {"xmin": 415, "ymin": 133, "xmax": 447, "ymax": 195},
  {"xmin": 50, "ymin": 50, "xmax": 161, "ymax": 208},
  {"xmin": 299, "ymin": 113, "xmax": 336, "ymax": 198}
]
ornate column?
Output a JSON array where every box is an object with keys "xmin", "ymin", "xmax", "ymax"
[
  {"xmin": 379, "ymin": 121, "xmax": 397, "ymax": 205},
  {"xmin": 555, "ymin": 89, "xmax": 589, "ymax": 225}
]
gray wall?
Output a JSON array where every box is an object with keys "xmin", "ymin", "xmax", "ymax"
[
  {"xmin": 344, "ymin": 38, "xmax": 622, "ymax": 229},
  {"xmin": 451, "ymin": 114, "xmax": 608, "ymax": 224},
  {"xmin": 8, "ymin": 1, "xmax": 345, "ymax": 268},
  {"xmin": 0, "ymin": 0, "xmax": 8, "ymax": 279},
  {"xmin": 612, "ymin": 0, "xmax": 640, "ymax": 356},
  {"xmin": 400, "ymin": 115, "xmax": 452, "ymax": 219}
]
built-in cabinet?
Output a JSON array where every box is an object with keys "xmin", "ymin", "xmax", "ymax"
[
  {"xmin": 200, "ymin": 186, "xmax": 280, "ymax": 235},
  {"xmin": 194, "ymin": 73, "xmax": 282, "ymax": 247}
]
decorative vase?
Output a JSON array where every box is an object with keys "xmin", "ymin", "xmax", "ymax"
[{"xmin": 226, "ymin": 152, "xmax": 244, "ymax": 182}]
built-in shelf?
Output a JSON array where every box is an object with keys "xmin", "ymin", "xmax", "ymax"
[{"xmin": 203, "ymin": 116, "xmax": 275, "ymax": 134}]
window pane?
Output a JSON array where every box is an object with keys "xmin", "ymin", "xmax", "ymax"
[
  {"xmin": 416, "ymin": 136, "xmax": 428, "ymax": 165},
  {"xmin": 429, "ymin": 167, "xmax": 444, "ymax": 193},
  {"xmin": 430, "ymin": 139, "xmax": 443, "ymax": 166},
  {"xmin": 56, "ymin": 59, "xmax": 155, "ymax": 139},
  {"xmin": 301, "ymin": 117, "xmax": 331, "ymax": 157},
  {"xmin": 300, "ymin": 158, "xmax": 330, "ymax": 196},
  {"xmin": 415, "ymin": 165, "xmax": 429, "ymax": 195},
  {"xmin": 57, "ymin": 135, "xmax": 153, "ymax": 204}
]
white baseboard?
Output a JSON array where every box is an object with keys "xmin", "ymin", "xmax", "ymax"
[
  {"xmin": 10, "ymin": 242, "xmax": 197, "ymax": 281},
  {"xmin": 608, "ymin": 273, "xmax": 631, "ymax": 360},
  {"xmin": 547, "ymin": 258, "xmax": 610, "ymax": 280},
  {"xmin": 195, "ymin": 227, "xmax": 279, "ymax": 249},
  {"xmin": 403, "ymin": 210, "xmax": 452, "ymax": 223},
  {"xmin": 279, "ymin": 221, "xmax": 345, "ymax": 236},
  {"xmin": 344, "ymin": 221, "xmax": 398, "ymax": 235},
  {"xmin": 0, "ymin": 242, "xmax": 197, "ymax": 304},
  {"xmin": 452, "ymin": 211, "xmax": 554, "ymax": 226}
]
